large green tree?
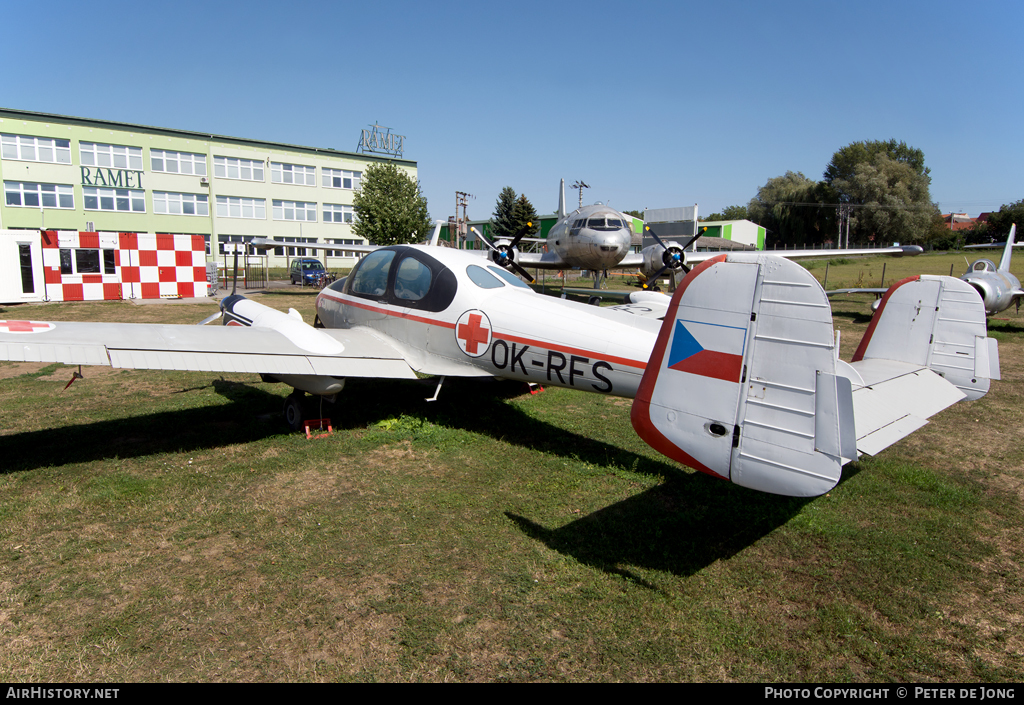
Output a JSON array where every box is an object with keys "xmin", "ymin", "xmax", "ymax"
[
  {"xmin": 824, "ymin": 139, "xmax": 929, "ymax": 186},
  {"xmin": 491, "ymin": 186, "xmax": 519, "ymax": 240},
  {"xmin": 830, "ymin": 152, "xmax": 935, "ymax": 245},
  {"xmin": 746, "ymin": 171, "xmax": 828, "ymax": 247},
  {"xmin": 984, "ymin": 199, "xmax": 1024, "ymax": 238},
  {"xmin": 512, "ymin": 194, "xmax": 540, "ymax": 238},
  {"xmin": 352, "ymin": 162, "xmax": 432, "ymax": 246}
]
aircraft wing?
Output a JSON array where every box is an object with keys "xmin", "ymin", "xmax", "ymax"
[
  {"xmin": 686, "ymin": 245, "xmax": 923, "ymax": 264},
  {"xmin": 825, "ymin": 288, "xmax": 888, "ymax": 296},
  {"xmin": 0, "ymin": 320, "xmax": 417, "ymax": 379},
  {"xmin": 513, "ymin": 250, "xmax": 572, "ymax": 269}
]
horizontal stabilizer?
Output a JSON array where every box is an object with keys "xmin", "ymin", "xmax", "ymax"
[{"xmin": 847, "ymin": 359, "xmax": 965, "ymax": 456}]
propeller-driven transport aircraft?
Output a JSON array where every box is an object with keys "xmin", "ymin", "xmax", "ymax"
[
  {"xmin": 482, "ymin": 179, "xmax": 924, "ymax": 290},
  {"xmin": 829, "ymin": 224, "xmax": 1023, "ymax": 317},
  {"xmin": 0, "ymin": 243, "xmax": 1001, "ymax": 498}
]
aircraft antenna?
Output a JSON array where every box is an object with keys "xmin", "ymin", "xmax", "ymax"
[{"xmin": 570, "ymin": 181, "xmax": 590, "ymax": 208}]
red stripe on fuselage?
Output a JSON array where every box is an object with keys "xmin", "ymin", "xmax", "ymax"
[{"xmin": 319, "ymin": 291, "xmax": 648, "ymax": 369}]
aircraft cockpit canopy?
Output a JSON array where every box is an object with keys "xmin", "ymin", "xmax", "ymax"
[
  {"xmin": 343, "ymin": 247, "xmax": 457, "ymax": 312},
  {"xmin": 587, "ymin": 217, "xmax": 625, "ymax": 231},
  {"xmin": 971, "ymin": 259, "xmax": 997, "ymax": 273}
]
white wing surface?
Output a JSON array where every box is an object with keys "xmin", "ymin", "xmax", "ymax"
[{"xmin": 0, "ymin": 320, "xmax": 417, "ymax": 379}]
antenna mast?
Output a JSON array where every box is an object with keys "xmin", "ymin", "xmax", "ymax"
[{"xmin": 570, "ymin": 181, "xmax": 590, "ymax": 208}]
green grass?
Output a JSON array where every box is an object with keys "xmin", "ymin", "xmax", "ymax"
[{"xmin": 0, "ymin": 287, "xmax": 1022, "ymax": 681}]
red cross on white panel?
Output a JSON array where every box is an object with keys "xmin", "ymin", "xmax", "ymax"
[
  {"xmin": 455, "ymin": 310, "xmax": 492, "ymax": 357},
  {"xmin": 0, "ymin": 320, "xmax": 55, "ymax": 334}
]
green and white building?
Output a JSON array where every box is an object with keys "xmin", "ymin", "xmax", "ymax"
[{"xmin": 0, "ymin": 108, "xmax": 418, "ymax": 266}]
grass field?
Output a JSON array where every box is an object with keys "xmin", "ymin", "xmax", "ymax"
[{"xmin": 1, "ymin": 253, "xmax": 1022, "ymax": 682}]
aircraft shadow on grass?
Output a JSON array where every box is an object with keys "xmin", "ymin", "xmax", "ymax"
[
  {"xmin": 0, "ymin": 373, "xmax": 849, "ymax": 577},
  {"xmin": 1, "ymin": 375, "xmax": 662, "ymax": 479}
]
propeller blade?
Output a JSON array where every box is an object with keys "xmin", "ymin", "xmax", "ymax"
[
  {"xmin": 642, "ymin": 265, "xmax": 669, "ymax": 289},
  {"xmin": 198, "ymin": 310, "xmax": 223, "ymax": 326},
  {"xmin": 509, "ymin": 260, "xmax": 535, "ymax": 283}
]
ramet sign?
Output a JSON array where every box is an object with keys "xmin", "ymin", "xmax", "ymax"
[
  {"xmin": 357, "ymin": 124, "xmax": 405, "ymax": 158},
  {"xmin": 81, "ymin": 167, "xmax": 144, "ymax": 189}
]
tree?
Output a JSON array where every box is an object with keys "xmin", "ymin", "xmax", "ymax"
[
  {"xmin": 702, "ymin": 204, "xmax": 748, "ymax": 221},
  {"xmin": 830, "ymin": 153, "xmax": 935, "ymax": 245},
  {"xmin": 352, "ymin": 162, "xmax": 432, "ymax": 246},
  {"xmin": 824, "ymin": 139, "xmax": 929, "ymax": 187},
  {"xmin": 984, "ymin": 199, "xmax": 1024, "ymax": 238},
  {"xmin": 491, "ymin": 186, "xmax": 519, "ymax": 240},
  {"xmin": 746, "ymin": 171, "xmax": 827, "ymax": 247},
  {"xmin": 512, "ymin": 194, "xmax": 540, "ymax": 238}
]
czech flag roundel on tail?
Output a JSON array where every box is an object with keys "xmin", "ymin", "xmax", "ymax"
[{"xmin": 667, "ymin": 319, "xmax": 747, "ymax": 383}]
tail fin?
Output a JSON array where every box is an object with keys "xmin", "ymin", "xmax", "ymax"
[
  {"xmin": 998, "ymin": 223, "xmax": 1017, "ymax": 273},
  {"xmin": 631, "ymin": 254, "xmax": 855, "ymax": 497},
  {"xmin": 558, "ymin": 179, "xmax": 566, "ymax": 218},
  {"xmin": 630, "ymin": 255, "xmax": 998, "ymax": 497},
  {"xmin": 851, "ymin": 274, "xmax": 1000, "ymax": 399}
]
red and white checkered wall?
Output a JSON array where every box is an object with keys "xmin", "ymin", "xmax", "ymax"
[{"xmin": 40, "ymin": 231, "xmax": 208, "ymax": 301}]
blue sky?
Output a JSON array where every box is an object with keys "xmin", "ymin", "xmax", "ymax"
[{"xmin": 3, "ymin": 0, "xmax": 1021, "ymax": 222}]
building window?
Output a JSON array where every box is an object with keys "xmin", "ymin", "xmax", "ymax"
[
  {"xmin": 1, "ymin": 134, "xmax": 72, "ymax": 164},
  {"xmin": 154, "ymin": 191, "xmax": 210, "ymax": 216},
  {"xmin": 4, "ymin": 182, "xmax": 75, "ymax": 209},
  {"xmin": 273, "ymin": 199, "xmax": 316, "ymax": 222},
  {"xmin": 216, "ymin": 195, "xmax": 266, "ymax": 219},
  {"xmin": 271, "ymin": 162, "xmax": 316, "ymax": 186},
  {"xmin": 18, "ymin": 244, "xmax": 34, "ymax": 294},
  {"xmin": 217, "ymin": 234, "xmax": 253, "ymax": 255},
  {"xmin": 213, "ymin": 156, "xmax": 264, "ymax": 181},
  {"xmin": 323, "ymin": 203, "xmax": 354, "ymax": 223},
  {"xmin": 321, "ymin": 168, "xmax": 361, "ymax": 190},
  {"xmin": 278, "ymin": 237, "xmax": 319, "ymax": 257},
  {"xmin": 151, "ymin": 149, "xmax": 207, "ymax": 176},
  {"xmin": 57, "ymin": 248, "xmax": 117, "ymax": 275},
  {"xmin": 80, "ymin": 142, "xmax": 143, "ymax": 170},
  {"xmin": 83, "ymin": 186, "xmax": 145, "ymax": 213}
]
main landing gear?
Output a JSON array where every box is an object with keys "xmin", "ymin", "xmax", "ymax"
[{"xmin": 284, "ymin": 391, "xmax": 306, "ymax": 432}]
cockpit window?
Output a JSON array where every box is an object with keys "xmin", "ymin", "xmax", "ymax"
[
  {"xmin": 588, "ymin": 217, "xmax": 623, "ymax": 231},
  {"xmin": 487, "ymin": 265, "xmax": 532, "ymax": 289},
  {"xmin": 395, "ymin": 257, "xmax": 433, "ymax": 300},
  {"xmin": 467, "ymin": 264, "xmax": 504, "ymax": 289},
  {"xmin": 972, "ymin": 259, "xmax": 996, "ymax": 272},
  {"xmin": 348, "ymin": 249, "xmax": 395, "ymax": 297}
]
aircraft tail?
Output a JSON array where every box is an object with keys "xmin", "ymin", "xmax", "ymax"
[
  {"xmin": 558, "ymin": 179, "xmax": 566, "ymax": 217},
  {"xmin": 630, "ymin": 254, "xmax": 998, "ymax": 497},
  {"xmin": 998, "ymin": 223, "xmax": 1017, "ymax": 273}
]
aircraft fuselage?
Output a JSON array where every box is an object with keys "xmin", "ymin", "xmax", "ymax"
[
  {"xmin": 545, "ymin": 204, "xmax": 634, "ymax": 271},
  {"xmin": 315, "ymin": 245, "xmax": 658, "ymax": 398}
]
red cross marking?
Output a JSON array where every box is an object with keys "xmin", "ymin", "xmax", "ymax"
[
  {"xmin": 457, "ymin": 313, "xmax": 489, "ymax": 354},
  {"xmin": 1, "ymin": 320, "xmax": 52, "ymax": 333}
]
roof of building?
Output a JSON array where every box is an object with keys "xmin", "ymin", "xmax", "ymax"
[{"xmin": 0, "ymin": 107, "xmax": 416, "ymax": 166}]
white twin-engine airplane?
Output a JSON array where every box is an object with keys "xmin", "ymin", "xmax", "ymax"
[{"xmin": 0, "ymin": 245, "xmax": 1001, "ymax": 498}]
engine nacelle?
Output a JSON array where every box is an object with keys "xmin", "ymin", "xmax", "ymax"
[
  {"xmin": 220, "ymin": 294, "xmax": 345, "ymax": 355},
  {"xmin": 640, "ymin": 241, "xmax": 686, "ymax": 280},
  {"xmin": 488, "ymin": 239, "xmax": 520, "ymax": 270}
]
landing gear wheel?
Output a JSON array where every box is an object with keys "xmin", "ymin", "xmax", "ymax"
[{"xmin": 284, "ymin": 392, "xmax": 305, "ymax": 432}]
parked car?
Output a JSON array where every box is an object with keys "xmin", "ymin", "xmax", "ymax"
[{"xmin": 290, "ymin": 258, "xmax": 326, "ymax": 285}]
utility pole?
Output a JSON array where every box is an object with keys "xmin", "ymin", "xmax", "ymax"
[
  {"xmin": 455, "ymin": 191, "xmax": 474, "ymax": 249},
  {"xmin": 570, "ymin": 181, "xmax": 590, "ymax": 209}
]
